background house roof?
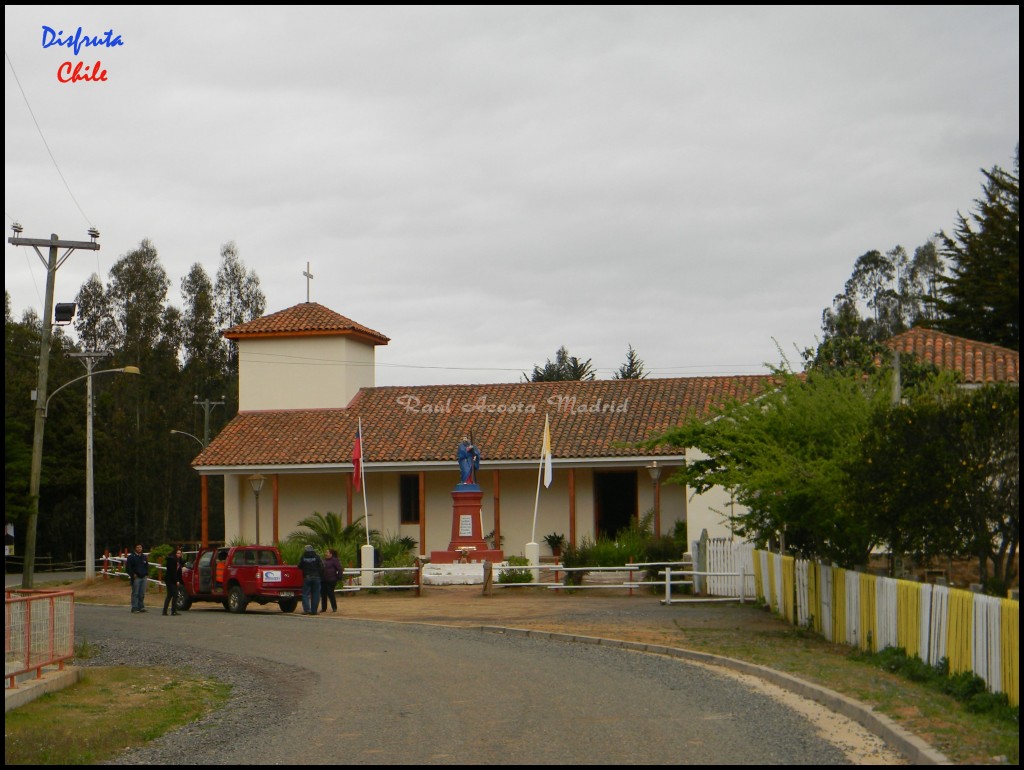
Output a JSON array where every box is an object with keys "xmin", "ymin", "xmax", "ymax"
[
  {"xmin": 222, "ymin": 302, "xmax": 390, "ymax": 345},
  {"xmin": 195, "ymin": 376, "xmax": 774, "ymax": 469},
  {"xmin": 884, "ymin": 328, "xmax": 1019, "ymax": 384}
]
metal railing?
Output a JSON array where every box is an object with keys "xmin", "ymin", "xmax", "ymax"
[{"xmin": 5, "ymin": 588, "xmax": 75, "ymax": 689}]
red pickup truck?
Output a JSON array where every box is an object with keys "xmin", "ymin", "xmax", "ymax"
[{"xmin": 176, "ymin": 545, "xmax": 305, "ymax": 614}]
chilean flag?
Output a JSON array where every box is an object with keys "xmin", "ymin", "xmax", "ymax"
[{"xmin": 352, "ymin": 422, "xmax": 363, "ymax": 492}]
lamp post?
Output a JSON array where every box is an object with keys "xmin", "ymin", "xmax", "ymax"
[
  {"xmin": 9, "ymin": 224, "xmax": 101, "ymax": 588},
  {"xmin": 646, "ymin": 460, "xmax": 663, "ymax": 536},
  {"xmin": 248, "ymin": 475, "xmax": 266, "ymax": 545},
  {"xmin": 171, "ymin": 429, "xmax": 208, "ymax": 547},
  {"xmin": 46, "ymin": 363, "xmax": 140, "ymax": 583},
  {"xmin": 170, "ymin": 429, "xmax": 205, "ymax": 450}
]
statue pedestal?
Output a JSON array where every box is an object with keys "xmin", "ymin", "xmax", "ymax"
[{"xmin": 429, "ymin": 485, "xmax": 504, "ymax": 564}]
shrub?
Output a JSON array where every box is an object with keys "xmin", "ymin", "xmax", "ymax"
[
  {"xmin": 275, "ymin": 540, "xmax": 304, "ymax": 565},
  {"xmin": 379, "ymin": 552, "xmax": 418, "ymax": 586},
  {"xmin": 148, "ymin": 544, "xmax": 173, "ymax": 579},
  {"xmin": 498, "ymin": 555, "xmax": 534, "ymax": 584},
  {"xmin": 851, "ymin": 647, "xmax": 1017, "ymax": 723}
]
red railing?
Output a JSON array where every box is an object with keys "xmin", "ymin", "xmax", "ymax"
[{"xmin": 4, "ymin": 588, "xmax": 75, "ymax": 689}]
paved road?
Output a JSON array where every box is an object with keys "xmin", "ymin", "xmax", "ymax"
[{"xmin": 74, "ymin": 604, "xmax": 859, "ymax": 765}]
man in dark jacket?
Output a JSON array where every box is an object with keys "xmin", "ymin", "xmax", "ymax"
[
  {"xmin": 163, "ymin": 548, "xmax": 184, "ymax": 616},
  {"xmin": 126, "ymin": 543, "xmax": 149, "ymax": 613},
  {"xmin": 297, "ymin": 545, "xmax": 324, "ymax": 616}
]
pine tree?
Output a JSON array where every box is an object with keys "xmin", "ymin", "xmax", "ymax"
[
  {"xmin": 932, "ymin": 146, "xmax": 1019, "ymax": 350},
  {"xmin": 613, "ymin": 344, "xmax": 647, "ymax": 379},
  {"xmin": 525, "ymin": 345, "xmax": 595, "ymax": 381}
]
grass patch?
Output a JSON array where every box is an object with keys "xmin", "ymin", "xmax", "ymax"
[
  {"xmin": 4, "ymin": 666, "xmax": 230, "ymax": 765},
  {"xmin": 667, "ymin": 618, "xmax": 1019, "ymax": 764}
]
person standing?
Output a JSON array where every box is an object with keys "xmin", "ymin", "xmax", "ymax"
[
  {"xmin": 126, "ymin": 543, "xmax": 149, "ymax": 613},
  {"xmin": 321, "ymin": 548, "xmax": 343, "ymax": 613},
  {"xmin": 163, "ymin": 547, "xmax": 184, "ymax": 616},
  {"xmin": 298, "ymin": 545, "xmax": 324, "ymax": 616}
]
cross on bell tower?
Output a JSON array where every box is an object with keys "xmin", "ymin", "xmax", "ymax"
[{"xmin": 303, "ymin": 262, "xmax": 314, "ymax": 302}]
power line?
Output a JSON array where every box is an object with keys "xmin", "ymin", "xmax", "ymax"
[{"xmin": 5, "ymin": 52, "xmax": 95, "ymax": 227}]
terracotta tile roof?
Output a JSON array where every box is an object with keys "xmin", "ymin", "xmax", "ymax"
[
  {"xmin": 195, "ymin": 376, "xmax": 774, "ymax": 469},
  {"xmin": 222, "ymin": 302, "xmax": 389, "ymax": 345},
  {"xmin": 884, "ymin": 328, "xmax": 1019, "ymax": 384}
]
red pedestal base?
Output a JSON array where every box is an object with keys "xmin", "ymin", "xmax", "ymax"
[{"xmin": 429, "ymin": 486, "xmax": 504, "ymax": 564}]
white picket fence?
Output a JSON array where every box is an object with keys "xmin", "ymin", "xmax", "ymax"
[{"xmin": 691, "ymin": 537, "xmax": 756, "ymax": 598}]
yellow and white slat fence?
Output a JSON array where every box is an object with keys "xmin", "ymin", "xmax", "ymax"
[{"xmin": 754, "ymin": 550, "xmax": 1018, "ymax": 706}]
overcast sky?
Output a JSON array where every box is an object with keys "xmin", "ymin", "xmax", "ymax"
[{"xmin": 5, "ymin": 6, "xmax": 1019, "ymax": 387}]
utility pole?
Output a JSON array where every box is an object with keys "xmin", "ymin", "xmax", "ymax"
[
  {"xmin": 194, "ymin": 395, "xmax": 224, "ymax": 549},
  {"xmin": 8, "ymin": 226, "xmax": 100, "ymax": 589},
  {"xmin": 194, "ymin": 395, "xmax": 225, "ymax": 446}
]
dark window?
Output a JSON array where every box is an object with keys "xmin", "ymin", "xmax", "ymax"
[{"xmin": 400, "ymin": 475, "xmax": 420, "ymax": 524}]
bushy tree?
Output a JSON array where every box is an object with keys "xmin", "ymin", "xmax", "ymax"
[
  {"xmin": 651, "ymin": 368, "xmax": 891, "ymax": 565},
  {"xmin": 850, "ymin": 383, "xmax": 1019, "ymax": 590}
]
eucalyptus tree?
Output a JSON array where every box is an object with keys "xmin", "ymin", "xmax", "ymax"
[{"xmin": 214, "ymin": 241, "xmax": 266, "ymax": 410}]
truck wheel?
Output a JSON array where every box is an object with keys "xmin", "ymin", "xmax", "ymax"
[
  {"xmin": 279, "ymin": 597, "xmax": 298, "ymax": 613},
  {"xmin": 227, "ymin": 585, "xmax": 248, "ymax": 613},
  {"xmin": 175, "ymin": 587, "xmax": 192, "ymax": 611}
]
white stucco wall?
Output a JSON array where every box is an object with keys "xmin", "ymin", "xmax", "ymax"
[
  {"xmin": 683, "ymin": 447, "xmax": 751, "ymax": 546},
  {"xmin": 236, "ymin": 335, "xmax": 376, "ymax": 411},
  {"xmin": 223, "ymin": 466, "xmax": 689, "ymax": 558}
]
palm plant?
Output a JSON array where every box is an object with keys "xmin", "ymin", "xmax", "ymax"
[{"xmin": 286, "ymin": 511, "xmax": 370, "ymax": 560}]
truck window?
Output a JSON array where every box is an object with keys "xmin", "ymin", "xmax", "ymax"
[{"xmin": 259, "ymin": 550, "xmax": 276, "ymax": 566}]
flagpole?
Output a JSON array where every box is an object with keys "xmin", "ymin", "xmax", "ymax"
[
  {"xmin": 530, "ymin": 414, "xmax": 549, "ymax": 544},
  {"xmin": 359, "ymin": 416, "xmax": 370, "ymax": 546}
]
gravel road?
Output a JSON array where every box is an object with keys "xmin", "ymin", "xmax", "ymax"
[{"xmin": 75, "ymin": 603, "xmax": 891, "ymax": 765}]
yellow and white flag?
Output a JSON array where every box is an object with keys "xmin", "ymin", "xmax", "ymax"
[{"xmin": 542, "ymin": 414, "xmax": 552, "ymax": 488}]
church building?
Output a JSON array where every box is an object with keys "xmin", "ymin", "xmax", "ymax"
[{"xmin": 192, "ymin": 302, "xmax": 774, "ymax": 556}]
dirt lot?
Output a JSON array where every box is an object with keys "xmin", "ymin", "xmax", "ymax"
[{"xmin": 70, "ymin": 575, "xmax": 786, "ymax": 647}]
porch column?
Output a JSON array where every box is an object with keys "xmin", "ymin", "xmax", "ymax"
[
  {"xmin": 272, "ymin": 474, "xmax": 280, "ymax": 544},
  {"xmin": 568, "ymin": 468, "xmax": 577, "ymax": 547},
  {"xmin": 200, "ymin": 475, "xmax": 209, "ymax": 547},
  {"xmin": 418, "ymin": 471, "xmax": 426, "ymax": 555},
  {"xmin": 492, "ymin": 469, "xmax": 502, "ymax": 550},
  {"xmin": 346, "ymin": 474, "xmax": 354, "ymax": 526}
]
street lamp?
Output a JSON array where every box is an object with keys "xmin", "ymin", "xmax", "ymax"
[
  {"xmin": 248, "ymin": 475, "xmax": 266, "ymax": 545},
  {"xmin": 646, "ymin": 460, "xmax": 663, "ymax": 536},
  {"xmin": 46, "ymin": 364, "xmax": 140, "ymax": 583},
  {"xmin": 171, "ymin": 429, "xmax": 209, "ymax": 548},
  {"xmin": 170, "ymin": 429, "xmax": 205, "ymax": 450}
]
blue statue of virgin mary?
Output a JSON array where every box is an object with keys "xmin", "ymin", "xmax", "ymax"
[{"xmin": 457, "ymin": 436, "xmax": 481, "ymax": 486}]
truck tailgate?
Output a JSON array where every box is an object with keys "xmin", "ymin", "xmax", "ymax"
[{"xmin": 258, "ymin": 566, "xmax": 304, "ymax": 593}]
